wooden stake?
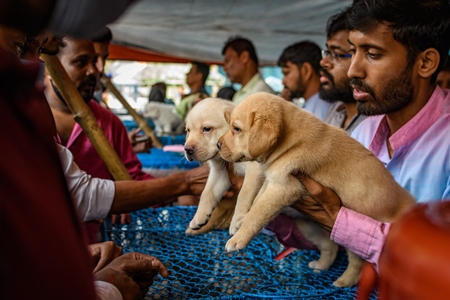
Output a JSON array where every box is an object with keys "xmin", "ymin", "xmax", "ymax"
[
  {"xmin": 100, "ymin": 76, "xmax": 163, "ymax": 148},
  {"xmin": 41, "ymin": 54, "xmax": 132, "ymax": 181}
]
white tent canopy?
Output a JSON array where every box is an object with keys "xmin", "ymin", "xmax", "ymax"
[{"xmin": 109, "ymin": 0, "xmax": 353, "ymax": 65}]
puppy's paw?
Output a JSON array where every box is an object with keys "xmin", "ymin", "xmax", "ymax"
[
  {"xmin": 332, "ymin": 275, "xmax": 358, "ymax": 288},
  {"xmin": 225, "ymin": 232, "xmax": 251, "ymax": 252},
  {"xmin": 308, "ymin": 260, "xmax": 329, "ymax": 273},
  {"xmin": 185, "ymin": 227, "xmax": 201, "ymax": 235},
  {"xmin": 189, "ymin": 210, "xmax": 212, "ymax": 230},
  {"xmin": 229, "ymin": 214, "xmax": 245, "ymax": 236}
]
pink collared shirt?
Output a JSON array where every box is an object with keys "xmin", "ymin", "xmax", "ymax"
[
  {"xmin": 58, "ymin": 100, "xmax": 153, "ymax": 181},
  {"xmin": 331, "ymin": 207, "xmax": 392, "ymax": 272}
]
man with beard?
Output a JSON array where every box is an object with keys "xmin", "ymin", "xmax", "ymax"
[
  {"xmin": 320, "ymin": 8, "xmax": 366, "ymax": 133},
  {"xmin": 292, "ymin": 0, "xmax": 450, "ymax": 279},
  {"xmin": 277, "ymin": 40, "xmax": 332, "ymax": 120},
  {"xmin": 44, "ymin": 37, "xmax": 155, "ymax": 243}
]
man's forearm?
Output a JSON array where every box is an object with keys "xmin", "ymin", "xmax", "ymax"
[
  {"xmin": 110, "ymin": 172, "xmax": 190, "ymax": 214},
  {"xmin": 331, "ymin": 207, "xmax": 392, "ymax": 272}
]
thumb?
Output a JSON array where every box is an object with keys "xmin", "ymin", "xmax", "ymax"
[{"xmin": 120, "ymin": 259, "xmax": 155, "ymax": 275}]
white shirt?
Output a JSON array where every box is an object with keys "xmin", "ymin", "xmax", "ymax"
[{"xmin": 57, "ymin": 143, "xmax": 115, "ymax": 222}]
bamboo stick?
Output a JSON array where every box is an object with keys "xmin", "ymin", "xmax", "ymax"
[
  {"xmin": 100, "ymin": 76, "xmax": 163, "ymax": 148},
  {"xmin": 41, "ymin": 54, "xmax": 132, "ymax": 181}
]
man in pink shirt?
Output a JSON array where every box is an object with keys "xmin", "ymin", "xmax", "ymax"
[
  {"xmin": 293, "ymin": 0, "xmax": 450, "ymax": 276},
  {"xmin": 44, "ymin": 37, "xmax": 155, "ymax": 242}
]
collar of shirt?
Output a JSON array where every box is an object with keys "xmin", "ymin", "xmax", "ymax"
[
  {"xmin": 234, "ymin": 73, "xmax": 263, "ymax": 97},
  {"xmin": 66, "ymin": 99, "xmax": 99, "ymax": 147},
  {"xmin": 368, "ymin": 86, "xmax": 446, "ymax": 155}
]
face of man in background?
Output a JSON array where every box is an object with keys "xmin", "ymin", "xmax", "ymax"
[
  {"xmin": 348, "ymin": 24, "xmax": 414, "ymax": 116},
  {"xmin": 93, "ymin": 41, "xmax": 109, "ymax": 74},
  {"xmin": 223, "ymin": 47, "xmax": 246, "ymax": 84},
  {"xmin": 186, "ymin": 64, "xmax": 201, "ymax": 87},
  {"xmin": 56, "ymin": 38, "xmax": 99, "ymax": 102},
  {"xmin": 319, "ymin": 29, "xmax": 354, "ymax": 103},
  {"xmin": 281, "ymin": 61, "xmax": 307, "ymax": 98},
  {"xmin": 437, "ymin": 69, "xmax": 450, "ymax": 90}
]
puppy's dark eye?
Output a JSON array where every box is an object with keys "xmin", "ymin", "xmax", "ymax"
[
  {"xmin": 233, "ymin": 127, "xmax": 240, "ymax": 133},
  {"xmin": 203, "ymin": 127, "xmax": 212, "ymax": 133},
  {"xmin": 186, "ymin": 128, "xmax": 190, "ymax": 133}
]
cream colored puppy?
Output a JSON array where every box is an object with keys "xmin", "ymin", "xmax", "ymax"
[
  {"xmin": 218, "ymin": 92, "xmax": 415, "ymax": 287},
  {"xmin": 184, "ymin": 98, "xmax": 264, "ymax": 234}
]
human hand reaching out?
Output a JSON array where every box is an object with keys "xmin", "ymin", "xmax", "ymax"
[
  {"xmin": 94, "ymin": 252, "xmax": 169, "ymax": 300},
  {"xmin": 88, "ymin": 241, "xmax": 123, "ymax": 273},
  {"xmin": 184, "ymin": 164, "xmax": 210, "ymax": 196},
  {"xmin": 291, "ymin": 171, "xmax": 342, "ymax": 231},
  {"xmin": 128, "ymin": 128, "xmax": 152, "ymax": 154}
]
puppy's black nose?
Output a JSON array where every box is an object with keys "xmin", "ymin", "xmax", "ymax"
[
  {"xmin": 217, "ymin": 142, "xmax": 222, "ymax": 150},
  {"xmin": 185, "ymin": 145, "xmax": 195, "ymax": 156}
]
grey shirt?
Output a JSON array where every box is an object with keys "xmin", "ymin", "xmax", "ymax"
[{"xmin": 323, "ymin": 101, "xmax": 366, "ymax": 134}]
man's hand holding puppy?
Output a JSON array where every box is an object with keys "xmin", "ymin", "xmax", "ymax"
[{"xmin": 291, "ymin": 172, "xmax": 342, "ymax": 232}]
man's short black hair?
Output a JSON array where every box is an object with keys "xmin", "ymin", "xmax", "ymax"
[
  {"xmin": 222, "ymin": 36, "xmax": 259, "ymax": 66},
  {"xmin": 91, "ymin": 27, "xmax": 113, "ymax": 44},
  {"xmin": 191, "ymin": 61, "xmax": 210, "ymax": 84},
  {"xmin": 277, "ymin": 41, "xmax": 322, "ymax": 76},
  {"xmin": 347, "ymin": 0, "xmax": 450, "ymax": 82},
  {"xmin": 326, "ymin": 8, "xmax": 350, "ymax": 39}
]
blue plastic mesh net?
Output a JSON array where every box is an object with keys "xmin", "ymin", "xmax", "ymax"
[
  {"xmin": 103, "ymin": 207, "xmax": 377, "ymax": 299},
  {"xmin": 137, "ymin": 149, "xmax": 199, "ymax": 170},
  {"xmin": 122, "ymin": 119, "xmax": 187, "ymax": 146},
  {"xmin": 122, "ymin": 119, "xmax": 155, "ymax": 132}
]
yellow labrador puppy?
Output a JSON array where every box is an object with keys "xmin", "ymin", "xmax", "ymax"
[
  {"xmin": 184, "ymin": 98, "xmax": 264, "ymax": 234},
  {"xmin": 217, "ymin": 92, "xmax": 415, "ymax": 287}
]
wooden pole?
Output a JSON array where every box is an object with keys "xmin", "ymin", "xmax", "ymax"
[
  {"xmin": 41, "ymin": 54, "xmax": 132, "ymax": 181},
  {"xmin": 100, "ymin": 76, "xmax": 163, "ymax": 148}
]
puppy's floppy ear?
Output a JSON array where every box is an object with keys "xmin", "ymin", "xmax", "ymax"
[
  {"xmin": 224, "ymin": 109, "xmax": 231, "ymax": 124},
  {"xmin": 247, "ymin": 109, "xmax": 281, "ymax": 158}
]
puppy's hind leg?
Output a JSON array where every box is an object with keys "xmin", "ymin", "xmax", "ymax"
[
  {"xmin": 294, "ymin": 219, "xmax": 338, "ymax": 272},
  {"xmin": 332, "ymin": 250, "xmax": 363, "ymax": 287},
  {"xmin": 189, "ymin": 160, "xmax": 230, "ymax": 230}
]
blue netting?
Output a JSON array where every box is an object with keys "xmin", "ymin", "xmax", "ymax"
[
  {"xmin": 103, "ymin": 207, "xmax": 377, "ymax": 299},
  {"xmin": 137, "ymin": 149, "xmax": 199, "ymax": 170},
  {"xmin": 122, "ymin": 119, "xmax": 156, "ymax": 132},
  {"xmin": 122, "ymin": 119, "xmax": 187, "ymax": 146}
]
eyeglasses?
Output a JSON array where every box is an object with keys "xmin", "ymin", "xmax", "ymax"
[{"xmin": 321, "ymin": 50, "xmax": 352, "ymax": 62}]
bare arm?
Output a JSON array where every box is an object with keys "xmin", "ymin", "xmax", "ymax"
[{"xmin": 110, "ymin": 165, "xmax": 209, "ymax": 214}]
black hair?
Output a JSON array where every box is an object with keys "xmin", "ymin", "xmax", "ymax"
[
  {"xmin": 148, "ymin": 88, "xmax": 165, "ymax": 103},
  {"xmin": 277, "ymin": 41, "xmax": 322, "ymax": 76},
  {"xmin": 222, "ymin": 36, "xmax": 259, "ymax": 66},
  {"xmin": 347, "ymin": 0, "xmax": 450, "ymax": 82},
  {"xmin": 91, "ymin": 27, "xmax": 113, "ymax": 43},
  {"xmin": 326, "ymin": 8, "xmax": 350, "ymax": 39},
  {"xmin": 216, "ymin": 86, "xmax": 236, "ymax": 101},
  {"xmin": 191, "ymin": 61, "xmax": 210, "ymax": 84}
]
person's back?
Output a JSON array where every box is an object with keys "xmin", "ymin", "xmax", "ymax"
[
  {"xmin": 0, "ymin": 55, "xmax": 98, "ymax": 300},
  {"xmin": 221, "ymin": 36, "xmax": 274, "ymax": 104}
]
